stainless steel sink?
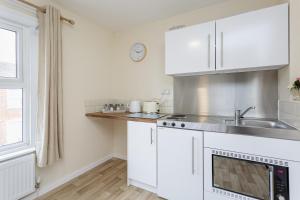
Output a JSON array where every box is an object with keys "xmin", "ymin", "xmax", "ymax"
[
  {"xmin": 240, "ymin": 119, "xmax": 292, "ymax": 129},
  {"xmin": 225, "ymin": 118, "xmax": 294, "ymax": 130}
]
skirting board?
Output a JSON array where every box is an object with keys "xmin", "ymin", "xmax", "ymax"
[
  {"xmin": 112, "ymin": 153, "xmax": 127, "ymax": 160},
  {"xmin": 128, "ymin": 179, "xmax": 157, "ymax": 194},
  {"xmin": 22, "ymin": 154, "xmax": 114, "ymax": 200}
]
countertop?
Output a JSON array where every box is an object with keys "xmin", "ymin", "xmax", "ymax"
[
  {"xmin": 157, "ymin": 115, "xmax": 300, "ymax": 141},
  {"xmin": 86, "ymin": 112, "xmax": 300, "ymax": 141},
  {"xmin": 85, "ymin": 112, "xmax": 160, "ymax": 123}
]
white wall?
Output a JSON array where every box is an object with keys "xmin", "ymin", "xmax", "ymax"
[
  {"xmin": 36, "ymin": 8, "xmax": 115, "ymax": 194},
  {"xmin": 112, "ymin": 120, "xmax": 127, "ymax": 160},
  {"xmin": 287, "ymin": 0, "xmax": 300, "ymax": 95},
  {"xmin": 278, "ymin": 0, "xmax": 300, "ymax": 100},
  {"xmin": 289, "ymin": 0, "xmax": 300, "ymax": 80}
]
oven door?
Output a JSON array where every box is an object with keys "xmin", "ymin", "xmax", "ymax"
[
  {"xmin": 204, "ymin": 148, "xmax": 290, "ymax": 200},
  {"xmin": 212, "ymin": 155, "xmax": 272, "ymax": 200}
]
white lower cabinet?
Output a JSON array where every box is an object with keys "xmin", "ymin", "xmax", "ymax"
[
  {"xmin": 127, "ymin": 121, "xmax": 157, "ymax": 191},
  {"xmin": 157, "ymin": 127, "xmax": 203, "ymax": 200}
]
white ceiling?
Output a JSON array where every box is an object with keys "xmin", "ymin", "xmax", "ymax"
[{"xmin": 55, "ymin": 0, "xmax": 227, "ymax": 31}]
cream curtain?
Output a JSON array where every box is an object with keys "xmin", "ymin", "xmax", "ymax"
[{"xmin": 36, "ymin": 5, "xmax": 63, "ymax": 168}]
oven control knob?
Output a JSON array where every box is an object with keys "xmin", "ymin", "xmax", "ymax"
[
  {"xmin": 181, "ymin": 123, "xmax": 185, "ymax": 128},
  {"xmin": 163, "ymin": 122, "xmax": 167, "ymax": 126},
  {"xmin": 276, "ymin": 194, "xmax": 285, "ymax": 200},
  {"xmin": 171, "ymin": 122, "xmax": 176, "ymax": 127}
]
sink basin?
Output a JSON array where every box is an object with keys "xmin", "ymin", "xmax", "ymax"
[
  {"xmin": 240, "ymin": 119, "xmax": 291, "ymax": 129},
  {"xmin": 225, "ymin": 119, "xmax": 294, "ymax": 130}
]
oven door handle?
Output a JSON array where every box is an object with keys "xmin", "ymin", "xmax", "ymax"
[{"xmin": 269, "ymin": 166, "xmax": 274, "ymax": 200}]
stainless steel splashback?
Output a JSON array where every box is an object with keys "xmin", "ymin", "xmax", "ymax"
[{"xmin": 174, "ymin": 71, "xmax": 278, "ymax": 118}]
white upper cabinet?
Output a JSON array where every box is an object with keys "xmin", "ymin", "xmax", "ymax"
[
  {"xmin": 165, "ymin": 3, "xmax": 289, "ymax": 76},
  {"xmin": 216, "ymin": 3, "xmax": 289, "ymax": 71},
  {"xmin": 165, "ymin": 22, "xmax": 216, "ymax": 75}
]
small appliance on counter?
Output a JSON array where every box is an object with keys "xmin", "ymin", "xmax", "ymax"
[
  {"xmin": 129, "ymin": 100, "xmax": 142, "ymax": 113},
  {"xmin": 143, "ymin": 101, "xmax": 160, "ymax": 113}
]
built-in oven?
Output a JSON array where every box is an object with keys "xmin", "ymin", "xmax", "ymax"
[{"xmin": 204, "ymin": 148, "xmax": 290, "ymax": 200}]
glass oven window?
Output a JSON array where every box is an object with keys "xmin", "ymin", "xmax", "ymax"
[{"xmin": 213, "ymin": 155, "xmax": 270, "ymax": 200}]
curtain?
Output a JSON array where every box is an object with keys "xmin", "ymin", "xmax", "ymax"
[{"xmin": 36, "ymin": 5, "xmax": 63, "ymax": 168}]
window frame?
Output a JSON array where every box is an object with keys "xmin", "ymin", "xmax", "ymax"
[{"xmin": 0, "ymin": 3, "xmax": 38, "ymax": 156}]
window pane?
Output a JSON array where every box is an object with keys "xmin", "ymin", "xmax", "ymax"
[
  {"xmin": 0, "ymin": 89, "xmax": 22, "ymax": 147},
  {"xmin": 0, "ymin": 28, "xmax": 17, "ymax": 78}
]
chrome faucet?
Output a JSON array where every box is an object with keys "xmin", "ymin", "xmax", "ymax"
[{"xmin": 235, "ymin": 106, "xmax": 256, "ymax": 125}]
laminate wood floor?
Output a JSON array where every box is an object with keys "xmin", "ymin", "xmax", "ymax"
[{"xmin": 37, "ymin": 158, "xmax": 162, "ymax": 200}]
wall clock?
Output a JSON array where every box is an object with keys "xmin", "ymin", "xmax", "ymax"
[{"xmin": 130, "ymin": 43, "xmax": 147, "ymax": 62}]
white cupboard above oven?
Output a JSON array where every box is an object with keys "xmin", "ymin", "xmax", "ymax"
[
  {"xmin": 165, "ymin": 21, "xmax": 215, "ymax": 75},
  {"xmin": 157, "ymin": 127, "xmax": 203, "ymax": 200},
  {"xmin": 165, "ymin": 3, "xmax": 289, "ymax": 76}
]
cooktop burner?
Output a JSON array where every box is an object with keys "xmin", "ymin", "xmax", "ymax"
[{"xmin": 158, "ymin": 114, "xmax": 224, "ymax": 129}]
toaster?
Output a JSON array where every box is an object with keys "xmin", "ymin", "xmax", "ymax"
[{"xmin": 143, "ymin": 101, "xmax": 160, "ymax": 113}]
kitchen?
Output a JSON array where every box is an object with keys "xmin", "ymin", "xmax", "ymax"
[
  {"xmin": 0, "ymin": 0, "xmax": 299, "ymax": 200},
  {"xmin": 88, "ymin": 2, "xmax": 299, "ymax": 200}
]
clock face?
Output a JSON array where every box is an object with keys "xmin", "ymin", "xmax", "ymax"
[{"xmin": 130, "ymin": 43, "xmax": 146, "ymax": 62}]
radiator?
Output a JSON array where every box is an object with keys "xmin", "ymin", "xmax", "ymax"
[{"xmin": 0, "ymin": 153, "xmax": 36, "ymax": 200}]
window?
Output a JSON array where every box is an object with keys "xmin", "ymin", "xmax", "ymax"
[
  {"xmin": 0, "ymin": 28, "xmax": 17, "ymax": 78},
  {"xmin": 0, "ymin": 89, "xmax": 23, "ymax": 146},
  {"xmin": 0, "ymin": 7, "xmax": 38, "ymax": 155}
]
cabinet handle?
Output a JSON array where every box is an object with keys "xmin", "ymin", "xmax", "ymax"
[
  {"xmin": 269, "ymin": 166, "xmax": 274, "ymax": 200},
  {"xmin": 150, "ymin": 128, "xmax": 153, "ymax": 145},
  {"xmin": 220, "ymin": 32, "xmax": 224, "ymax": 68},
  {"xmin": 208, "ymin": 34, "xmax": 211, "ymax": 68},
  {"xmin": 192, "ymin": 137, "xmax": 195, "ymax": 175}
]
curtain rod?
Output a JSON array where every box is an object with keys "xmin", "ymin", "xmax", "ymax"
[{"xmin": 18, "ymin": 0, "xmax": 75, "ymax": 25}]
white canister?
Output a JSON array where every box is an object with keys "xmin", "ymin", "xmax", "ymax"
[{"xmin": 129, "ymin": 100, "xmax": 142, "ymax": 113}]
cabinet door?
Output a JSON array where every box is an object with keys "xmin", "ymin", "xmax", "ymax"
[
  {"xmin": 165, "ymin": 21, "xmax": 215, "ymax": 75},
  {"xmin": 216, "ymin": 3, "xmax": 288, "ymax": 71},
  {"xmin": 157, "ymin": 127, "xmax": 203, "ymax": 200},
  {"xmin": 127, "ymin": 121, "xmax": 157, "ymax": 187}
]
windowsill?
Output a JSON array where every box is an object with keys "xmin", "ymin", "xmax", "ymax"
[{"xmin": 0, "ymin": 147, "xmax": 35, "ymax": 163}]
